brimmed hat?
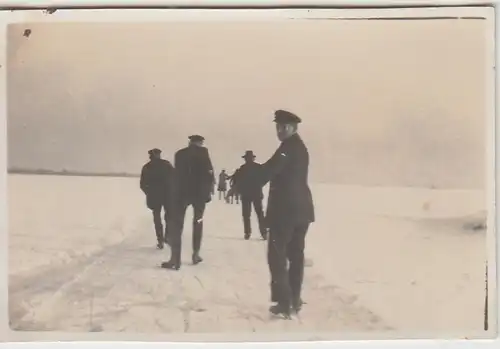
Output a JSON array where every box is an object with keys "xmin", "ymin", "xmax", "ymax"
[
  {"xmin": 148, "ymin": 148, "xmax": 161, "ymax": 156},
  {"xmin": 273, "ymin": 109, "xmax": 302, "ymax": 124},
  {"xmin": 242, "ymin": 150, "xmax": 256, "ymax": 159},
  {"xmin": 188, "ymin": 135, "xmax": 205, "ymax": 142}
]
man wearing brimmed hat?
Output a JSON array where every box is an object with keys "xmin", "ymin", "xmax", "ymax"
[
  {"xmin": 258, "ymin": 109, "xmax": 315, "ymax": 319},
  {"xmin": 140, "ymin": 148, "xmax": 175, "ymax": 249},
  {"xmin": 161, "ymin": 134, "xmax": 215, "ymax": 270},
  {"xmin": 231, "ymin": 150, "xmax": 267, "ymax": 240}
]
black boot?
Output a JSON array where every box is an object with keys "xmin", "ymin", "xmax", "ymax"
[
  {"xmin": 269, "ymin": 304, "xmax": 292, "ymax": 319},
  {"xmin": 192, "ymin": 252, "xmax": 203, "ymax": 265},
  {"xmin": 292, "ymin": 298, "xmax": 305, "ymax": 314},
  {"xmin": 243, "ymin": 216, "xmax": 252, "ymax": 240},
  {"xmin": 270, "ymin": 282, "xmax": 279, "ymax": 303},
  {"xmin": 161, "ymin": 260, "xmax": 180, "ymax": 270}
]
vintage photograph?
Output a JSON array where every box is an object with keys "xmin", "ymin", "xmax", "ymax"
[{"xmin": 3, "ymin": 6, "xmax": 495, "ymax": 340}]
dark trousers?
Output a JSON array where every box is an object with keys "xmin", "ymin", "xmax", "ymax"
[
  {"xmin": 218, "ymin": 189, "xmax": 226, "ymax": 200},
  {"xmin": 169, "ymin": 199, "xmax": 207, "ymax": 265},
  {"xmin": 151, "ymin": 204, "xmax": 170, "ymax": 244},
  {"xmin": 267, "ymin": 222, "xmax": 310, "ymax": 309},
  {"xmin": 230, "ymin": 192, "xmax": 240, "ymax": 204},
  {"xmin": 241, "ymin": 196, "xmax": 266, "ymax": 237}
]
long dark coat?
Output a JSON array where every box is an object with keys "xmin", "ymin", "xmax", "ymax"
[
  {"xmin": 233, "ymin": 161, "xmax": 264, "ymax": 200},
  {"xmin": 259, "ymin": 133, "xmax": 315, "ymax": 229},
  {"xmin": 140, "ymin": 158, "xmax": 175, "ymax": 210},
  {"xmin": 174, "ymin": 145, "xmax": 215, "ymax": 204}
]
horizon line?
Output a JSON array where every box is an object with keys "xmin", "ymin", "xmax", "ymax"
[
  {"xmin": 8, "ymin": 168, "xmax": 140, "ymax": 178},
  {"xmin": 6, "ymin": 168, "xmax": 485, "ymax": 192}
]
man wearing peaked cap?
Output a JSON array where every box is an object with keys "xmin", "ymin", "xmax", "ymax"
[
  {"xmin": 161, "ymin": 134, "xmax": 215, "ymax": 270},
  {"xmin": 140, "ymin": 148, "xmax": 175, "ymax": 250},
  {"xmin": 273, "ymin": 109, "xmax": 302, "ymax": 124},
  {"xmin": 230, "ymin": 150, "xmax": 268, "ymax": 241},
  {"xmin": 188, "ymin": 134, "xmax": 205, "ymax": 142},
  {"xmin": 148, "ymin": 148, "xmax": 161, "ymax": 156},
  {"xmin": 256, "ymin": 109, "xmax": 314, "ymax": 319}
]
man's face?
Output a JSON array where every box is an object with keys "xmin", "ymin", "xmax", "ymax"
[
  {"xmin": 275, "ymin": 123, "xmax": 294, "ymax": 141},
  {"xmin": 190, "ymin": 140, "xmax": 204, "ymax": 147}
]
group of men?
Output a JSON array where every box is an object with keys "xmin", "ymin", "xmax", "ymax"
[
  {"xmin": 139, "ymin": 109, "xmax": 315, "ymax": 318},
  {"xmin": 140, "ymin": 133, "xmax": 212, "ymax": 266}
]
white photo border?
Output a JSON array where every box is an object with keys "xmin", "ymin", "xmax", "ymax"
[{"xmin": 0, "ymin": 2, "xmax": 496, "ymax": 348}]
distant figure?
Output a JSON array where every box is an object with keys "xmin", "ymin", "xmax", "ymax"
[
  {"xmin": 217, "ymin": 169, "xmax": 230, "ymax": 200},
  {"xmin": 226, "ymin": 170, "xmax": 241, "ymax": 204},
  {"xmin": 140, "ymin": 148, "xmax": 175, "ymax": 249},
  {"xmin": 233, "ymin": 150, "xmax": 267, "ymax": 240},
  {"xmin": 258, "ymin": 110, "xmax": 315, "ymax": 319},
  {"xmin": 161, "ymin": 135, "xmax": 215, "ymax": 270}
]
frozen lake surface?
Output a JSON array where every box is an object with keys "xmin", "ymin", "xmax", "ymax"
[{"xmin": 7, "ymin": 174, "xmax": 487, "ymax": 338}]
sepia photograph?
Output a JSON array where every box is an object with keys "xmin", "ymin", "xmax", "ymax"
[{"xmin": 0, "ymin": 5, "xmax": 496, "ymax": 342}]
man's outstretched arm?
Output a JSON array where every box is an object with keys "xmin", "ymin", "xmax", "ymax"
[{"xmin": 258, "ymin": 146, "xmax": 289, "ymax": 186}]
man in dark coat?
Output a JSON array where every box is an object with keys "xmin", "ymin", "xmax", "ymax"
[
  {"xmin": 161, "ymin": 135, "xmax": 215, "ymax": 270},
  {"xmin": 226, "ymin": 169, "xmax": 241, "ymax": 204},
  {"xmin": 233, "ymin": 150, "xmax": 267, "ymax": 240},
  {"xmin": 140, "ymin": 148, "xmax": 175, "ymax": 249},
  {"xmin": 258, "ymin": 110, "xmax": 315, "ymax": 318}
]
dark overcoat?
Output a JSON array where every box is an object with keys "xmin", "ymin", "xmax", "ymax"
[
  {"xmin": 140, "ymin": 158, "xmax": 175, "ymax": 210},
  {"xmin": 259, "ymin": 133, "xmax": 315, "ymax": 229},
  {"xmin": 233, "ymin": 162, "xmax": 264, "ymax": 200},
  {"xmin": 174, "ymin": 145, "xmax": 215, "ymax": 204}
]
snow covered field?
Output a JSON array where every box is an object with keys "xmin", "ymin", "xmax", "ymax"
[{"xmin": 7, "ymin": 174, "xmax": 488, "ymax": 338}]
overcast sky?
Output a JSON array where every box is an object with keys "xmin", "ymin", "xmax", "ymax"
[{"xmin": 7, "ymin": 20, "xmax": 488, "ymax": 188}]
